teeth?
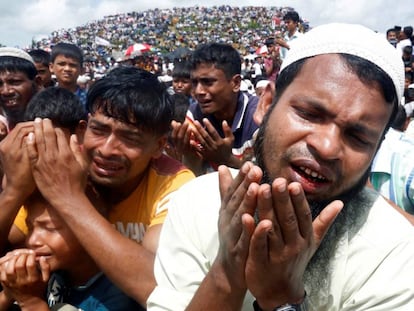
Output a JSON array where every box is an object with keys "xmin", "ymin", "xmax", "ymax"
[{"xmin": 299, "ymin": 166, "xmax": 326, "ymax": 181}]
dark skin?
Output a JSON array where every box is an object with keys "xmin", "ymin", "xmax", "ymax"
[{"xmin": 185, "ymin": 163, "xmax": 343, "ymax": 310}]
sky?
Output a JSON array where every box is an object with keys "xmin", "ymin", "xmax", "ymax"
[{"xmin": 0, "ymin": 0, "xmax": 413, "ymax": 48}]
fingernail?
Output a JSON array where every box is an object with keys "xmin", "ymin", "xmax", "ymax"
[
  {"xmin": 275, "ymin": 180, "xmax": 286, "ymax": 192},
  {"xmin": 34, "ymin": 117, "xmax": 42, "ymax": 123},
  {"xmin": 290, "ymin": 184, "xmax": 301, "ymax": 196},
  {"xmin": 263, "ymin": 186, "xmax": 271, "ymax": 198},
  {"xmin": 27, "ymin": 132, "xmax": 34, "ymax": 142}
]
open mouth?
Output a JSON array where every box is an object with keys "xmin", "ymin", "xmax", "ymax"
[
  {"xmin": 298, "ymin": 166, "xmax": 327, "ymax": 182},
  {"xmin": 291, "ymin": 164, "xmax": 330, "ymax": 187},
  {"xmin": 93, "ymin": 159, "xmax": 124, "ymax": 176},
  {"xmin": 2, "ymin": 98, "xmax": 18, "ymax": 107}
]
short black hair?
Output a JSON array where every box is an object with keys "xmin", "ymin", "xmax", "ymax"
[
  {"xmin": 0, "ymin": 56, "xmax": 37, "ymax": 80},
  {"xmin": 283, "ymin": 11, "xmax": 300, "ymax": 23},
  {"xmin": 390, "ymin": 104, "xmax": 407, "ymax": 131},
  {"xmin": 265, "ymin": 37, "xmax": 275, "ymax": 47},
  {"xmin": 190, "ymin": 43, "xmax": 241, "ymax": 79},
  {"xmin": 403, "ymin": 26, "xmax": 413, "ymax": 38},
  {"xmin": 172, "ymin": 59, "xmax": 191, "ymax": 79},
  {"xmin": 28, "ymin": 49, "xmax": 51, "ymax": 66},
  {"xmin": 172, "ymin": 93, "xmax": 190, "ymax": 123},
  {"xmin": 87, "ymin": 66, "xmax": 174, "ymax": 136},
  {"xmin": 24, "ymin": 87, "xmax": 87, "ymax": 133},
  {"xmin": 51, "ymin": 42, "xmax": 83, "ymax": 66}
]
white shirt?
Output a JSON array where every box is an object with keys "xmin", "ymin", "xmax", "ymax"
[{"xmin": 148, "ymin": 171, "xmax": 414, "ymax": 310}]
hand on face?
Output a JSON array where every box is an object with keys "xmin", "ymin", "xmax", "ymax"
[
  {"xmin": 25, "ymin": 118, "xmax": 88, "ymax": 208},
  {"xmin": 0, "ymin": 121, "xmax": 36, "ymax": 199},
  {"xmin": 0, "ymin": 249, "xmax": 50, "ymax": 304}
]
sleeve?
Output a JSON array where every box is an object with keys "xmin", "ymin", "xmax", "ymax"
[
  {"xmin": 149, "ymin": 169, "xmax": 195, "ymax": 228},
  {"xmin": 341, "ymin": 239, "xmax": 414, "ymax": 310},
  {"xmin": 13, "ymin": 206, "xmax": 28, "ymax": 235},
  {"xmin": 147, "ymin": 177, "xmax": 219, "ymax": 310}
]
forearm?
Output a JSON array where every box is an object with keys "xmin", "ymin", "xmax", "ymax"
[
  {"xmin": 0, "ymin": 290, "xmax": 14, "ymax": 309},
  {"xmin": 186, "ymin": 261, "xmax": 246, "ymax": 311},
  {"xmin": 18, "ymin": 297, "xmax": 49, "ymax": 311},
  {"xmin": 224, "ymin": 154, "xmax": 243, "ymax": 169},
  {"xmin": 51, "ymin": 193, "xmax": 155, "ymax": 305},
  {"xmin": 182, "ymin": 154, "xmax": 205, "ymax": 176},
  {"xmin": 0, "ymin": 188, "xmax": 26, "ymax": 253}
]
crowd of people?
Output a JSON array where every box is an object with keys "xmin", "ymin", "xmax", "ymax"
[
  {"xmin": 27, "ymin": 6, "xmax": 308, "ymax": 82},
  {"xmin": 0, "ymin": 5, "xmax": 414, "ymax": 311}
]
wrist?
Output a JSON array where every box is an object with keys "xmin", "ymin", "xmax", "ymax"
[
  {"xmin": 17, "ymin": 296, "xmax": 49, "ymax": 311},
  {"xmin": 225, "ymin": 154, "xmax": 242, "ymax": 169},
  {"xmin": 253, "ymin": 292, "xmax": 307, "ymax": 311},
  {"xmin": 254, "ymin": 291, "xmax": 306, "ymax": 311}
]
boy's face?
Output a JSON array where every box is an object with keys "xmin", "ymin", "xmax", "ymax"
[
  {"xmin": 50, "ymin": 55, "xmax": 81, "ymax": 86},
  {"xmin": 25, "ymin": 197, "xmax": 85, "ymax": 272},
  {"xmin": 191, "ymin": 63, "xmax": 240, "ymax": 119},
  {"xmin": 284, "ymin": 19, "xmax": 298, "ymax": 33},
  {"xmin": 34, "ymin": 62, "xmax": 53, "ymax": 87},
  {"xmin": 82, "ymin": 110, "xmax": 166, "ymax": 192},
  {"xmin": 173, "ymin": 76, "xmax": 192, "ymax": 96}
]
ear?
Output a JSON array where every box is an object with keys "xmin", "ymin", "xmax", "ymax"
[
  {"xmin": 231, "ymin": 74, "xmax": 242, "ymax": 93},
  {"xmin": 74, "ymin": 120, "xmax": 88, "ymax": 145},
  {"xmin": 152, "ymin": 135, "xmax": 168, "ymax": 159},
  {"xmin": 253, "ymin": 82, "xmax": 275, "ymax": 125},
  {"xmin": 49, "ymin": 62, "xmax": 54, "ymax": 74}
]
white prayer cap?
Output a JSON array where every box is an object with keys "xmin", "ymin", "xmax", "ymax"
[
  {"xmin": 280, "ymin": 23, "xmax": 405, "ymax": 103},
  {"xmin": 256, "ymin": 79, "xmax": 270, "ymax": 89},
  {"xmin": 0, "ymin": 47, "xmax": 35, "ymax": 65}
]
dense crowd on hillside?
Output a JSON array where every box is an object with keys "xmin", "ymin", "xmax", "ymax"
[{"xmin": 31, "ymin": 6, "xmax": 308, "ymax": 66}]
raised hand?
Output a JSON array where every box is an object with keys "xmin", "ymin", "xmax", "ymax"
[
  {"xmin": 0, "ymin": 121, "xmax": 36, "ymax": 199},
  {"xmin": 0, "ymin": 249, "xmax": 50, "ymax": 307},
  {"xmin": 214, "ymin": 162, "xmax": 262, "ymax": 293},
  {"xmin": 25, "ymin": 118, "xmax": 88, "ymax": 208},
  {"xmin": 191, "ymin": 118, "xmax": 241, "ymax": 168},
  {"xmin": 245, "ymin": 179, "xmax": 343, "ymax": 309}
]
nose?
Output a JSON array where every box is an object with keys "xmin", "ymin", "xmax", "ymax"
[
  {"xmin": 26, "ymin": 228, "xmax": 43, "ymax": 249},
  {"xmin": 193, "ymin": 82, "xmax": 206, "ymax": 95},
  {"xmin": 307, "ymin": 124, "xmax": 343, "ymax": 161},
  {"xmin": 98, "ymin": 133, "xmax": 122, "ymax": 157},
  {"xmin": 0, "ymin": 83, "xmax": 13, "ymax": 95}
]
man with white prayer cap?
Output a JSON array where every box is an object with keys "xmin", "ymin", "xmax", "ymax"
[
  {"xmin": 0, "ymin": 47, "xmax": 42, "ymax": 129},
  {"xmin": 148, "ymin": 23, "xmax": 414, "ymax": 311}
]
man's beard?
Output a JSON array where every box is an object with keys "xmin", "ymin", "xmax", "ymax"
[
  {"xmin": 259, "ymin": 167, "xmax": 369, "ymax": 219},
  {"xmin": 254, "ymin": 126, "xmax": 370, "ymax": 219},
  {"xmin": 254, "ymin": 125, "xmax": 376, "ymax": 308}
]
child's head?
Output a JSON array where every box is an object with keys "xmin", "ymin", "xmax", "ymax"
[
  {"xmin": 50, "ymin": 43, "xmax": 83, "ymax": 88},
  {"xmin": 172, "ymin": 59, "xmax": 192, "ymax": 96},
  {"xmin": 24, "ymin": 86, "xmax": 87, "ymax": 136},
  {"xmin": 28, "ymin": 49, "xmax": 54, "ymax": 88},
  {"xmin": 25, "ymin": 191, "xmax": 86, "ymax": 272}
]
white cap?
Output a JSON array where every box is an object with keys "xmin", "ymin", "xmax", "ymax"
[
  {"xmin": 256, "ymin": 80, "xmax": 270, "ymax": 89},
  {"xmin": 280, "ymin": 23, "xmax": 405, "ymax": 103},
  {"xmin": 0, "ymin": 47, "xmax": 35, "ymax": 65}
]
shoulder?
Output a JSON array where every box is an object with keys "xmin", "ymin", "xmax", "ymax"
[{"xmin": 150, "ymin": 154, "xmax": 195, "ymax": 177}]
